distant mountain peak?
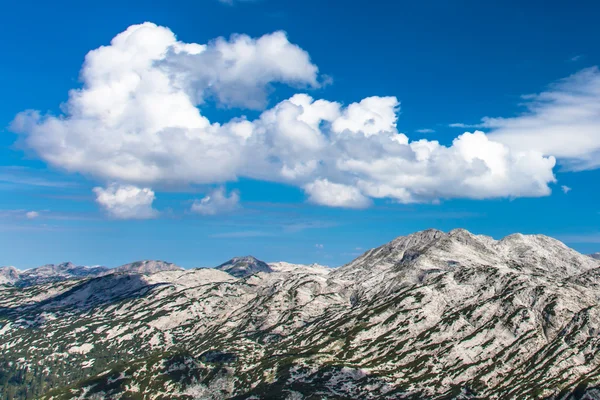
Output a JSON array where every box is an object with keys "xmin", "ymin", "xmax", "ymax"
[
  {"xmin": 8, "ymin": 262, "xmax": 111, "ymax": 287},
  {"xmin": 113, "ymin": 260, "xmax": 183, "ymax": 275},
  {"xmin": 590, "ymin": 252, "xmax": 600, "ymax": 260},
  {"xmin": 216, "ymin": 255, "xmax": 272, "ymax": 278}
]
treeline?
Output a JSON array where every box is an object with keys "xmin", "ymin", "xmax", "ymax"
[
  {"xmin": 0, "ymin": 354, "xmax": 109, "ymax": 399},
  {"xmin": 0, "ymin": 360, "xmax": 56, "ymax": 399}
]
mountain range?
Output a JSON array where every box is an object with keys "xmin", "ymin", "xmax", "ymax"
[
  {"xmin": 1, "ymin": 229, "xmax": 600, "ymax": 399},
  {"xmin": 0, "ymin": 260, "xmax": 182, "ymax": 287}
]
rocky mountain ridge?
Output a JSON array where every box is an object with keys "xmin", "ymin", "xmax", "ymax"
[
  {"xmin": 1, "ymin": 229, "xmax": 600, "ymax": 399},
  {"xmin": 0, "ymin": 260, "xmax": 183, "ymax": 287},
  {"xmin": 0, "ymin": 257, "xmax": 318, "ymax": 288}
]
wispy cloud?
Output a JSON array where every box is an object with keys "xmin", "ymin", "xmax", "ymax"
[
  {"xmin": 561, "ymin": 185, "xmax": 572, "ymax": 194},
  {"xmin": 0, "ymin": 216, "xmax": 105, "ymax": 232},
  {"xmin": 0, "ymin": 209, "xmax": 31, "ymax": 219},
  {"xmin": 477, "ymin": 67, "xmax": 600, "ymax": 171},
  {"xmin": 0, "ymin": 166, "xmax": 76, "ymax": 189},
  {"xmin": 416, "ymin": 128, "xmax": 435, "ymax": 134},
  {"xmin": 448, "ymin": 122, "xmax": 482, "ymax": 129},
  {"xmin": 0, "ymin": 209, "xmax": 99, "ymax": 221},
  {"xmin": 283, "ymin": 220, "xmax": 338, "ymax": 233},
  {"xmin": 38, "ymin": 194, "xmax": 93, "ymax": 202},
  {"xmin": 568, "ymin": 55, "xmax": 584, "ymax": 62}
]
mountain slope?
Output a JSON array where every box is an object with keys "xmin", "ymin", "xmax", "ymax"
[{"xmin": 1, "ymin": 229, "xmax": 600, "ymax": 399}]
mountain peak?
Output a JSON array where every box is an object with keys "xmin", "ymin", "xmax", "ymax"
[
  {"xmin": 216, "ymin": 255, "xmax": 272, "ymax": 278},
  {"xmin": 335, "ymin": 228, "xmax": 597, "ymax": 285},
  {"xmin": 231, "ymin": 255, "xmax": 261, "ymax": 263}
]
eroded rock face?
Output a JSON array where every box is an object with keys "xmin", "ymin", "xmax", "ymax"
[{"xmin": 2, "ymin": 229, "xmax": 600, "ymax": 399}]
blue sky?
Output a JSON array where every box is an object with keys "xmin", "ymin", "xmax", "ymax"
[{"xmin": 2, "ymin": 0, "xmax": 600, "ymax": 269}]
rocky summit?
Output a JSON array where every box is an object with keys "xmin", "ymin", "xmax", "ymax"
[
  {"xmin": 215, "ymin": 255, "xmax": 273, "ymax": 278},
  {"xmin": 1, "ymin": 229, "xmax": 600, "ymax": 399}
]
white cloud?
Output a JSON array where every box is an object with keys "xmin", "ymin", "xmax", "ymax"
[
  {"xmin": 561, "ymin": 185, "xmax": 572, "ymax": 194},
  {"xmin": 12, "ymin": 22, "xmax": 320, "ymax": 187},
  {"xmin": 191, "ymin": 187, "xmax": 240, "ymax": 215},
  {"xmin": 315, "ymin": 243, "xmax": 324, "ymax": 249},
  {"xmin": 482, "ymin": 67, "xmax": 600, "ymax": 171},
  {"xmin": 331, "ymin": 96, "xmax": 399, "ymax": 136},
  {"xmin": 12, "ymin": 22, "xmax": 559, "ymax": 210},
  {"xmin": 163, "ymin": 31, "xmax": 319, "ymax": 109},
  {"xmin": 25, "ymin": 211, "xmax": 40, "ymax": 219},
  {"xmin": 416, "ymin": 128, "xmax": 435, "ymax": 133},
  {"xmin": 304, "ymin": 179, "xmax": 372, "ymax": 208},
  {"xmin": 93, "ymin": 184, "xmax": 158, "ymax": 219}
]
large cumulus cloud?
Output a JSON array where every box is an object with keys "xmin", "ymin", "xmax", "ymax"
[{"xmin": 12, "ymin": 22, "xmax": 558, "ymax": 214}]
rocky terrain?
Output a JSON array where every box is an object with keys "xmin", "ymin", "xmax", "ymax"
[{"xmin": 1, "ymin": 229, "xmax": 600, "ymax": 399}]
